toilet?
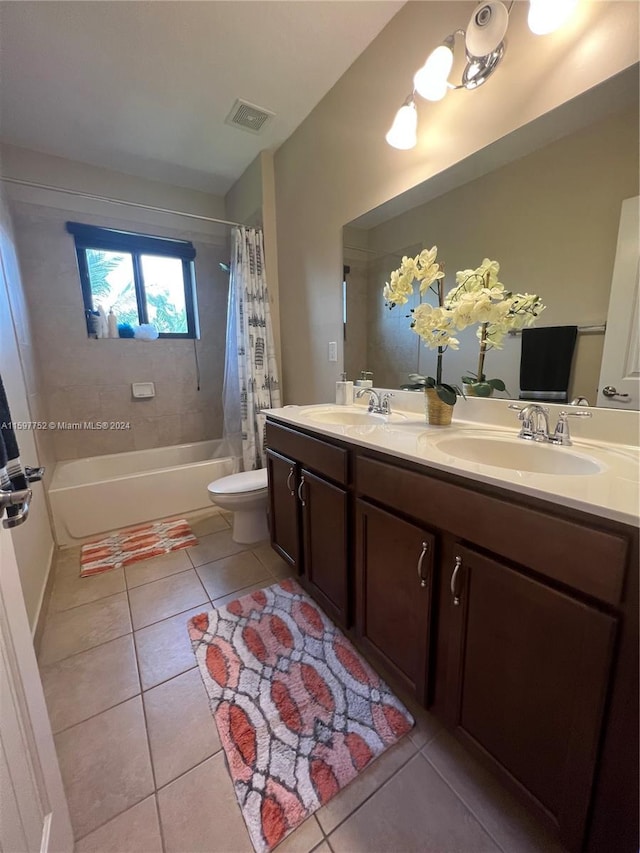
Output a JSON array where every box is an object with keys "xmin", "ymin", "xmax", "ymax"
[{"xmin": 207, "ymin": 468, "xmax": 269, "ymax": 544}]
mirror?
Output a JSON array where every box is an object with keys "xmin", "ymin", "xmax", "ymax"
[{"xmin": 343, "ymin": 67, "xmax": 639, "ymax": 409}]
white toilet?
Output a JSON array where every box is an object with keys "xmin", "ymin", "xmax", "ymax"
[{"xmin": 207, "ymin": 468, "xmax": 269, "ymax": 544}]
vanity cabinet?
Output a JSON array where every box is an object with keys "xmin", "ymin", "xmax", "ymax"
[
  {"xmin": 266, "ymin": 448, "xmax": 301, "ymax": 569},
  {"xmin": 355, "ymin": 500, "xmax": 435, "ymax": 703},
  {"xmin": 265, "ymin": 415, "xmax": 638, "ymax": 852},
  {"xmin": 447, "ymin": 544, "xmax": 616, "ymax": 851},
  {"xmin": 265, "ymin": 422, "xmax": 351, "ymax": 627}
]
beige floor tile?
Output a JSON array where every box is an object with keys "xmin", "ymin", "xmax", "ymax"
[
  {"xmin": 423, "ymin": 730, "xmax": 565, "ymax": 853},
  {"xmin": 211, "ymin": 581, "xmax": 275, "ymax": 608},
  {"xmin": 53, "ymin": 546, "xmax": 83, "ymax": 577},
  {"xmin": 40, "ymin": 634, "xmax": 139, "ymax": 733},
  {"xmin": 190, "ymin": 512, "xmax": 231, "ymax": 537},
  {"xmin": 134, "ymin": 604, "xmax": 207, "ymax": 691},
  {"xmin": 158, "ymin": 753, "xmax": 253, "ymax": 852},
  {"xmin": 128, "ymin": 569, "xmax": 208, "ymax": 630},
  {"xmin": 329, "ymin": 753, "xmax": 499, "ymax": 852},
  {"xmin": 315, "ymin": 735, "xmax": 417, "ymax": 835},
  {"xmin": 252, "ymin": 542, "xmax": 293, "ymax": 578},
  {"xmin": 309, "ymin": 843, "xmax": 331, "ymax": 853},
  {"xmin": 144, "ymin": 668, "xmax": 221, "ymax": 788},
  {"xmin": 125, "ymin": 548, "xmax": 192, "ymax": 589},
  {"xmin": 275, "ymin": 815, "xmax": 324, "ymax": 853},
  {"xmin": 38, "ymin": 593, "xmax": 131, "ymax": 666},
  {"xmin": 74, "ymin": 795, "xmax": 162, "ymax": 853},
  {"xmin": 55, "ymin": 697, "xmax": 154, "ymax": 840},
  {"xmin": 48, "ymin": 567, "xmax": 126, "ymax": 613},
  {"xmin": 187, "ymin": 528, "xmax": 248, "ymax": 568},
  {"xmin": 196, "ymin": 551, "xmax": 271, "ymax": 600}
]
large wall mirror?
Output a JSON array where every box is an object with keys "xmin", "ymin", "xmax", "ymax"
[{"xmin": 343, "ymin": 67, "xmax": 639, "ymax": 410}]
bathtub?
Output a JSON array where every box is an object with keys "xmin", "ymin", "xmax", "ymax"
[{"xmin": 49, "ymin": 440, "xmax": 237, "ymax": 547}]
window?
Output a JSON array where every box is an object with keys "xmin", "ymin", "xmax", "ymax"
[{"xmin": 66, "ymin": 222, "xmax": 198, "ymax": 338}]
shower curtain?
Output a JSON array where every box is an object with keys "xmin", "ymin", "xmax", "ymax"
[{"xmin": 222, "ymin": 226, "xmax": 280, "ymax": 471}]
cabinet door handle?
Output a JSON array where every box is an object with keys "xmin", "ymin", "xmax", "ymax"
[
  {"xmin": 450, "ymin": 555, "xmax": 462, "ymax": 606},
  {"xmin": 297, "ymin": 476, "xmax": 306, "ymax": 507},
  {"xmin": 417, "ymin": 540, "xmax": 429, "ymax": 588},
  {"xmin": 286, "ymin": 467, "xmax": 295, "ymax": 496}
]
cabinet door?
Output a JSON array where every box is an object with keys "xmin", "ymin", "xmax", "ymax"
[
  {"xmin": 266, "ymin": 449, "xmax": 301, "ymax": 570},
  {"xmin": 356, "ymin": 501, "xmax": 434, "ymax": 703},
  {"xmin": 447, "ymin": 545, "xmax": 617, "ymax": 851},
  {"xmin": 300, "ymin": 468, "xmax": 349, "ymax": 627}
]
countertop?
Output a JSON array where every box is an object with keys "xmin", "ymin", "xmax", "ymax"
[{"xmin": 265, "ymin": 401, "xmax": 640, "ymax": 528}]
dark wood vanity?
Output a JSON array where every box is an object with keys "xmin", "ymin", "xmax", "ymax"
[{"xmin": 265, "ymin": 417, "xmax": 639, "ymax": 853}]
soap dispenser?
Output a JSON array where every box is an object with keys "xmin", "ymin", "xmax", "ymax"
[
  {"xmin": 354, "ymin": 370, "xmax": 373, "ymax": 388},
  {"xmin": 336, "ymin": 372, "xmax": 354, "ymax": 405}
]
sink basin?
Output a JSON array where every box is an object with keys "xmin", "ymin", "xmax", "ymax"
[
  {"xmin": 299, "ymin": 405, "xmax": 407, "ymax": 427},
  {"xmin": 432, "ymin": 433, "xmax": 604, "ymax": 476}
]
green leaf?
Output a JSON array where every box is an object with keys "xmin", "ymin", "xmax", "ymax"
[
  {"xmin": 436, "ymin": 385, "xmax": 457, "ymax": 406},
  {"xmin": 461, "ymin": 375, "xmax": 477, "ymax": 385},
  {"xmin": 487, "ymin": 378, "xmax": 506, "ymax": 391},
  {"xmin": 474, "ymin": 382, "xmax": 493, "ymax": 397}
]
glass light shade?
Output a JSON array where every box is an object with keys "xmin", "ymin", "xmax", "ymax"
[
  {"xmin": 528, "ymin": 0, "xmax": 579, "ymax": 35},
  {"xmin": 413, "ymin": 44, "xmax": 454, "ymax": 102},
  {"xmin": 465, "ymin": 1, "xmax": 509, "ymax": 57},
  {"xmin": 385, "ymin": 101, "xmax": 417, "ymax": 150}
]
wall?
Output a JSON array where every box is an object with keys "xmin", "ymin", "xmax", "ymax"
[
  {"xmin": 347, "ymin": 105, "xmax": 639, "ymax": 401},
  {"xmin": 3, "ymin": 148, "xmax": 232, "ymax": 459},
  {"xmin": 273, "ymin": 0, "xmax": 640, "ymax": 405},
  {"xmin": 0, "ymin": 186, "xmax": 55, "ymax": 629}
]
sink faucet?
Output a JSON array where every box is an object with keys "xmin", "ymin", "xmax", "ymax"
[
  {"xmin": 356, "ymin": 387, "xmax": 393, "ymax": 415},
  {"xmin": 550, "ymin": 410, "xmax": 592, "ymax": 445},
  {"xmin": 508, "ymin": 403, "xmax": 549, "ymax": 442}
]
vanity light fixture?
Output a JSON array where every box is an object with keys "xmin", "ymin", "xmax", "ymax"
[{"xmin": 386, "ymin": 0, "xmax": 580, "ymax": 149}]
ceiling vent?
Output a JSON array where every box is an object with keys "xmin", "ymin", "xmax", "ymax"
[{"xmin": 225, "ymin": 99, "xmax": 275, "ymax": 135}]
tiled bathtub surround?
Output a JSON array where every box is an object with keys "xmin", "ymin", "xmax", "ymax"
[
  {"xmin": 39, "ymin": 508, "xmax": 566, "ymax": 852},
  {"xmin": 10, "ymin": 201, "xmax": 230, "ymax": 459}
]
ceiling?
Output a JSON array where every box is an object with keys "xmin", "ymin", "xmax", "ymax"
[{"xmin": 0, "ymin": 1, "xmax": 403, "ymax": 196}]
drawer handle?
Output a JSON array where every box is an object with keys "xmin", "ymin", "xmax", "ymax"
[
  {"xmin": 451, "ymin": 555, "xmax": 462, "ymax": 606},
  {"xmin": 286, "ymin": 467, "xmax": 295, "ymax": 496},
  {"xmin": 297, "ymin": 476, "xmax": 306, "ymax": 507},
  {"xmin": 417, "ymin": 540, "xmax": 429, "ymax": 588}
]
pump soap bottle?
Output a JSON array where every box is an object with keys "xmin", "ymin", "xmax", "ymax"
[
  {"xmin": 335, "ymin": 372, "xmax": 354, "ymax": 405},
  {"xmin": 354, "ymin": 370, "xmax": 373, "ymax": 388}
]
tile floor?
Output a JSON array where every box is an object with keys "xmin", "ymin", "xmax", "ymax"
[{"xmin": 38, "ymin": 508, "xmax": 565, "ymax": 853}]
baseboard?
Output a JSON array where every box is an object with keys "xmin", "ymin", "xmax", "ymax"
[{"xmin": 32, "ymin": 542, "xmax": 56, "ymax": 656}]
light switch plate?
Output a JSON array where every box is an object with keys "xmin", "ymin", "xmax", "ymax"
[{"xmin": 328, "ymin": 341, "xmax": 338, "ymax": 362}]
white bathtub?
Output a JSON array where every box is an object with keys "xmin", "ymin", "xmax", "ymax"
[{"xmin": 49, "ymin": 440, "xmax": 237, "ymax": 547}]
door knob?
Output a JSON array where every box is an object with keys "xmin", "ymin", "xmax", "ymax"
[{"xmin": 602, "ymin": 385, "xmax": 630, "ymax": 401}]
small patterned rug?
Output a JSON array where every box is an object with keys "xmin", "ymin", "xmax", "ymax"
[
  {"xmin": 80, "ymin": 518, "xmax": 197, "ymax": 577},
  {"xmin": 188, "ymin": 579, "xmax": 414, "ymax": 853}
]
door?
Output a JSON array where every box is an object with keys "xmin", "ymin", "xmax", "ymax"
[
  {"xmin": 597, "ymin": 196, "xmax": 639, "ymax": 408},
  {"xmin": 356, "ymin": 501, "xmax": 434, "ymax": 703},
  {"xmin": 266, "ymin": 449, "xmax": 301, "ymax": 570},
  {"xmin": 447, "ymin": 545, "xmax": 616, "ymax": 851},
  {"xmin": 0, "ymin": 522, "xmax": 73, "ymax": 852},
  {"xmin": 299, "ymin": 468, "xmax": 348, "ymax": 627}
]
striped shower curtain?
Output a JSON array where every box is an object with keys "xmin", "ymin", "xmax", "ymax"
[{"xmin": 224, "ymin": 226, "xmax": 280, "ymax": 470}]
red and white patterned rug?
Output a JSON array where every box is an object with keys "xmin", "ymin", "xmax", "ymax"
[
  {"xmin": 188, "ymin": 579, "xmax": 414, "ymax": 853},
  {"xmin": 80, "ymin": 518, "xmax": 197, "ymax": 577}
]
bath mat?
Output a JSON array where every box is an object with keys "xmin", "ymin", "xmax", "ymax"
[
  {"xmin": 188, "ymin": 579, "xmax": 414, "ymax": 853},
  {"xmin": 80, "ymin": 518, "xmax": 197, "ymax": 577}
]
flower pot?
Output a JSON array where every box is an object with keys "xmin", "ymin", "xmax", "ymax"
[
  {"xmin": 463, "ymin": 382, "xmax": 495, "ymax": 398},
  {"xmin": 424, "ymin": 388, "xmax": 454, "ymax": 426}
]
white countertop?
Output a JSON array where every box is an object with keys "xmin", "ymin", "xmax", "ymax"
[{"xmin": 266, "ymin": 399, "xmax": 640, "ymax": 528}]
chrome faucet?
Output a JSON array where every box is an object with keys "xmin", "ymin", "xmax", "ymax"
[
  {"xmin": 550, "ymin": 410, "xmax": 592, "ymax": 445},
  {"xmin": 356, "ymin": 387, "xmax": 393, "ymax": 415},
  {"xmin": 509, "ymin": 403, "xmax": 550, "ymax": 442}
]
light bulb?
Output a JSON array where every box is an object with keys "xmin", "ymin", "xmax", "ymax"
[
  {"xmin": 465, "ymin": 2, "xmax": 509, "ymax": 57},
  {"xmin": 413, "ymin": 44, "xmax": 454, "ymax": 102},
  {"xmin": 528, "ymin": 0, "xmax": 579, "ymax": 35},
  {"xmin": 385, "ymin": 101, "xmax": 417, "ymax": 150}
]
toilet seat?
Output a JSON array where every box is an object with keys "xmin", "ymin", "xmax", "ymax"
[{"xmin": 208, "ymin": 468, "xmax": 268, "ymax": 498}]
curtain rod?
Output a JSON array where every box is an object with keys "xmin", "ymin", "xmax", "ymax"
[{"xmin": 0, "ymin": 176, "xmax": 243, "ymax": 228}]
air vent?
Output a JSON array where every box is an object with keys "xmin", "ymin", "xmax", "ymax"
[{"xmin": 225, "ymin": 99, "xmax": 275, "ymax": 135}]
